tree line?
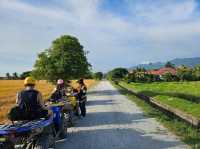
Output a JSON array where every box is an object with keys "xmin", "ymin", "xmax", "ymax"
[
  {"xmin": 106, "ymin": 62, "xmax": 200, "ymax": 83},
  {"xmin": 4, "ymin": 71, "xmax": 32, "ymax": 80}
]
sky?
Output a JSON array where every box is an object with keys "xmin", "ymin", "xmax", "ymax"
[{"xmin": 1, "ymin": 0, "xmax": 200, "ymax": 76}]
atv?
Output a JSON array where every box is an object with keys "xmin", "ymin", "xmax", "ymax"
[{"xmin": 0, "ymin": 117, "xmax": 54, "ymax": 149}]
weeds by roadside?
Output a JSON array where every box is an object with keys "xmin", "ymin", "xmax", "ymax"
[{"xmin": 112, "ymin": 82, "xmax": 200, "ymax": 149}]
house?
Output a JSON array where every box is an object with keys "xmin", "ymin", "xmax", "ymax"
[{"xmin": 147, "ymin": 67, "xmax": 177, "ymax": 76}]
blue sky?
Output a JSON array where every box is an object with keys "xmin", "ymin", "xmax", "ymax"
[{"xmin": 1, "ymin": 0, "xmax": 200, "ymax": 76}]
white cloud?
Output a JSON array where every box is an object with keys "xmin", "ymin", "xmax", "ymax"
[
  {"xmin": 130, "ymin": 0, "xmax": 198, "ymax": 23},
  {"xmin": 0, "ymin": 0, "xmax": 69, "ymax": 20},
  {"xmin": 0, "ymin": 0, "xmax": 200, "ymax": 75}
]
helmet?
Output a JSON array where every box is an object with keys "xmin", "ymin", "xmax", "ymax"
[
  {"xmin": 57, "ymin": 79, "xmax": 64, "ymax": 85},
  {"xmin": 24, "ymin": 77, "xmax": 36, "ymax": 86}
]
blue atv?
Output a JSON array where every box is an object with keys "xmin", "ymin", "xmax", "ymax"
[
  {"xmin": 48, "ymin": 100, "xmax": 69, "ymax": 139},
  {"xmin": 0, "ymin": 117, "xmax": 55, "ymax": 149}
]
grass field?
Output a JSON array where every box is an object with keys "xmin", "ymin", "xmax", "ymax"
[
  {"xmin": 113, "ymin": 82, "xmax": 200, "ymax": 148},
  {"xmin": 0, "ymin": 79, "xmax": 96, "ymax": 123},
  {"xmin": 120, "ymin": 81, "xmax": 200, "ymax": 119}
]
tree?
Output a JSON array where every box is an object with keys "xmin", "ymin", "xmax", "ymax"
[
  {"xmin": 165, "ymin": 61, "xmax": 175, "ymax": 68},
  {"xmin": 94, "ymin": 72, "xmax": 103, "ymax": 80},
  {"xmin": 162, "ymin": 72, "xmax": 174, "ymax": 82},
  {"xmin": 177, "ymin": 66, "xmax": 194, "ymax": 81},
  {"xmin": 107, "ymin": 68, "xmax": 128, "ymax": 80},
  {"xmin": 12, "ymin": 72, "xmax": 18, "ymax": 80},
  {"xmin": 6, "ymin": 73, "xmax": 11, "ymax": 80},
  {"xmin": 125, "ymin": 71, "xmax": 136, "ymax": 83},
  {"xmin": 20, "ymin": 71, "xmax": 32, "ymax": 79},
  {"xmin": 193, "ymin": 65, "xmax": 200, "ymax": 80},
  {"xmin": 32, "ymin": 35, "xmax": 91, "ymax": 83}
]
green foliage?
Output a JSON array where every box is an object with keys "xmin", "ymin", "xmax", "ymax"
[
  {"xmin": 106, "ymin": 68, "xmax": 128, "ymax": 81},
  {"xmin": 83, "ymin": 70, "xmax": 93, "ymax": 79},
  {"xmin": 125, "ymin": 72, "xmax": 136, "ymax": 83},
  {"xmin": 32, "ymin": 35, "xmax": 91, "ymax": 83},
  {"xmin": 162, "ymin": 72, "xmax": 179, "ymax": 82},
  {"xmin": 177, "ymin": 66, "xmax": 195, "ymax": 81},
  {"xmin": 114, "ymin": 82, "xmax": 200, "ymax": 148},
  {"xmin": 6, "ymin": 73, "xmax": 11, "ymax": 80},
  {"xmin": 193, "ymin": 65, "xmax": 200, "ymax": 80},
  {"xmin": 93, "ymin": 72, "xmax": 103, "ymax": 80},
  {"xmin": 12, "ymin": 72, "xmax": 18, "ymax": 80},
  {"xmin": 125, "ymin": 70, "xmax": 160, "ymax": 83},
  {"xmin": 165, "ymin": 61, "xmax": 175, "ymax": 68},
  {"xmin": 20, "ymin": 71, "xmax": 32, "ymax": 79},
  {"xmin": 127, "ymin": 64, "xmax": 200, "ymax": 83}
]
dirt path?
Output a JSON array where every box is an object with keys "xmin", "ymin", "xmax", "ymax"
[{"xmin": 56, "ymin": 81, "xmax": 188, "ymax": 149}]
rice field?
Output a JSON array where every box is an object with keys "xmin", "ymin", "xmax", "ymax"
[
  {"xmin": 0, "ymin": 79, "xmax": 96, "ymax": 123},
  {"xmin": 120, "ymin": 81, "xmax": 200, "ymax": 118}
]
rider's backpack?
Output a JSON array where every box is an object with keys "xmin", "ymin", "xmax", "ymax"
[{"xmin": 7, "ymin": 106, "xmax": 23, "ymax": 121}]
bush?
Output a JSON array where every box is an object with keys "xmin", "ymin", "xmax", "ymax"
[
  {"xmin": 177, "ymin": 66, "xmax": 196, "ymax": 81},
  {"xmin": 162, "ymin": 72, "xmax": 179, "ymax": 82},
  {"xmin": 93, "ymin": 72, "xmax": 103, "ymax": 80},
  {"xmin": 107, "ymin": 68, "xmax": 128, "ymax": 81}
]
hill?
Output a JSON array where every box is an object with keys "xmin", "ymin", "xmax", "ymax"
[{"xmin": 131, "ymin": 57, "xmax": 200, "ymax": 70}]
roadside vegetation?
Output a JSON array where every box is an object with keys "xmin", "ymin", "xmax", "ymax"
[
  {"xmin": 113, "ymin": 83, "xmax": 200, "ymax": 149},
  {"xmin": 107, "ymin": 63, "xmax": 200, "ymax": 148},
  {"xmin": 120, "ymin": 81, "xmax": 200, "ymax": 118},
  {"xmin": 93, "ymin": 72, "xmax": 104, "ymax": 80}
]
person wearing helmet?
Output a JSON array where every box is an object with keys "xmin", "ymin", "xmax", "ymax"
[
  {"xmin": 77, "ymin": 78, "xmax": 87, "ymax": 117},
  {"xmin": 50, "ymin": 79, "xmax": 74, "ymax": 125},
  {"xmin": 14, "ymin": 77, "xmax": 50, "ymax": 120},
  {"xmin": 50, "ymin": 79, "xmax": 67, "ymax": 101}
]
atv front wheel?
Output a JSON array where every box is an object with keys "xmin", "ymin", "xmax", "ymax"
[{"xmin": 34, "ymin": 135, "xmax": 49, "ymax": 149}]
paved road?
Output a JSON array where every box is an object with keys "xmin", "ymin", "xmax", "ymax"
[{"xmin": 57, "ymin": 81, "xmax": 188, "ymax": 149}]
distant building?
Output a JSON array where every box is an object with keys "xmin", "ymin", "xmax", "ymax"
[{"xmin": 147, "ymin": 67, "xmax": 177, "ymax": 76}]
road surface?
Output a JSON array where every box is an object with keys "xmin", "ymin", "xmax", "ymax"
[{"xmin": 57, "ymin": 81, "xmax": 187, "ymax": 149}]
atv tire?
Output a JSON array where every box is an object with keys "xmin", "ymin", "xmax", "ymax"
[{"xmin": 34, "ymin": 135, "xmax": 49, "ymax": 149}]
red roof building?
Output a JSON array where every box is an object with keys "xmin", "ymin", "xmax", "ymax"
[{"xmin": 147, "ymin": 67, "xmax": 177, "ymax": 76}]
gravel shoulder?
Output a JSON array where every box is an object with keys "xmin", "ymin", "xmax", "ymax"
[{"xmin": 56, "ymin": 81, "xmax": 188, "ymax": 149}]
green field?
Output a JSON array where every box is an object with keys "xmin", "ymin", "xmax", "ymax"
[
  {"xmin": 113, "ymin": 82, "xmax": 200, "ymax": 148},
  {"xmin": 120, "ymin": 81, "xmax": 200, "ymax": 118}
]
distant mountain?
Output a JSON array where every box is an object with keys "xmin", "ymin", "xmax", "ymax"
[{"xmin": 131, "ymin": 57, "xmax": 200, "ymax": 70}]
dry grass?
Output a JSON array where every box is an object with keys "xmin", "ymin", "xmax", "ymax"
[
  {"xmin": 0, "ymin": 79, "xmax": 96, "ymax": 123},
  {"xmin": 0, "ymin": 80, "xmax": 54, "ymax": 123}
]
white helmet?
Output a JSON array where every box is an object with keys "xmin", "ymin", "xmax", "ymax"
[{"xmin": 57, "ymin": 79, "xmax": 64, "ymax": 85}]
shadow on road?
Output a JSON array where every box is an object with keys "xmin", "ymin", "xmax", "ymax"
[
  {"xmin": 57, "ymin": 127, "xmax": 184, "ymax": 149},
  {"xmin": 88, "ymin": 90, "xmax": 122, "ymax": 96},
  {"xmin": 80, "ymin": 111, "xmax": 146, "ymax": 127},
  {"xmin": 86, "ymin": 100, "xmax": 115, "ymax": 106}
]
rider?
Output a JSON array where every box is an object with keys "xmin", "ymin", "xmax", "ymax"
[
  {"xmin": 15, "ymin": 77, "xmax": 50, "ymax": 120},
  {"xmin": 77, "ymin": 79, "xmax": 87, "ymax": 117},
  {"xmin": 50, "ymin": 79, "xmax": 67, "ymax": 101},
  {"xmin": 50, "ymin": 79, "xmax": 73, "ymax": 124}
]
